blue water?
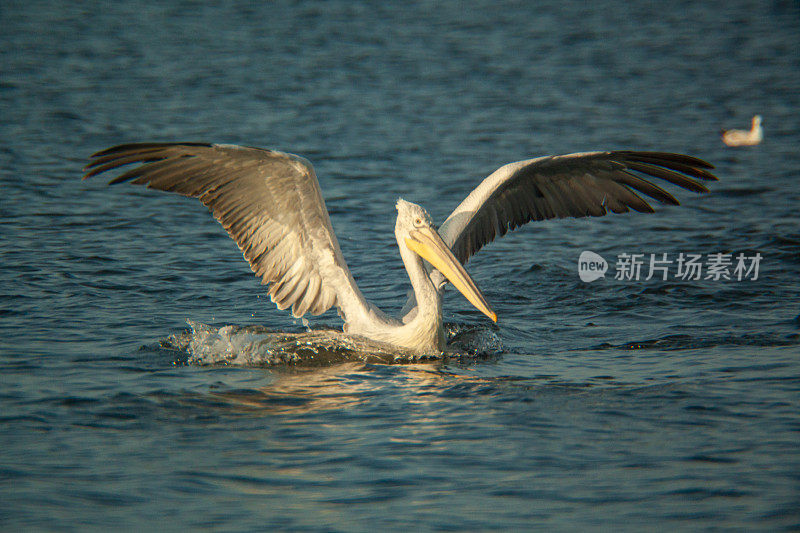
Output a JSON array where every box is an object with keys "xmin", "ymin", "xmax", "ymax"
[{"xmin": 2, "ymin": 0, "xmax": 799, "ymax": 530}]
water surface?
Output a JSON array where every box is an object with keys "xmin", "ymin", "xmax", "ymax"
[{"xmin": 1, "ymin": 1, "xmax": 799, "ymax": 530}]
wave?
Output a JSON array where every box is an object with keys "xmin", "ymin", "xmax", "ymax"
[{"xmin": 162, "ymin": 320, "xmax": 503, "ymax": 366}]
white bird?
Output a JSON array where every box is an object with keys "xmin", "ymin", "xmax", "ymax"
[
  {"xmin": 722, "ymin": 115, "xmax": 763, "ymax": 146},
  {"xmin": 84, "ymin": 144, "xmax": 718, "ymax": 354}
]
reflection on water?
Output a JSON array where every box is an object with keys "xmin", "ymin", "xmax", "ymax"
[{"xmin": 207, "ymin": 362, "xmax": 463, "ymax": 415}]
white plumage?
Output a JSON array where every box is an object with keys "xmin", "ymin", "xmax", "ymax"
[
  {"xmin": 85, "ymin": 143, "xmax": 717, "ymax": 354},
  {"xmin": 722, "ymin": 115, "xmax": 763, "ymax": 147}
]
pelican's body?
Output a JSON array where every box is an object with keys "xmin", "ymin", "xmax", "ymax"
[
  {"xmin": 722, "ymin": 115, "xmax": 763, "ymax": 146},
  {"xmin": 84, "ymin": 143, "xmax": 718, "ymax": 354}
]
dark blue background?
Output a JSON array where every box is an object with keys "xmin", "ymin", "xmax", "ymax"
[{"xmin": 1, "ymin": 1, "xmax": 798, "ymax": 529}]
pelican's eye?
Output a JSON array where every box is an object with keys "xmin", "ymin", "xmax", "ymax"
[{"xmin": 413, "ymin": 217, "xmax": 424, "ymax": 227}]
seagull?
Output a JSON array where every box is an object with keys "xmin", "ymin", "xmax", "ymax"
[
  {"xmin": 84, "ymin": 143, "xmax": 717, "ymax": 354},
  {"xmin": 722, "ymin": 115, "xmax": 763, "ymax": 146}
]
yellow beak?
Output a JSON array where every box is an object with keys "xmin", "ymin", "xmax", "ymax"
[{"xmin": 405, "ymin": 227, "xmax": 498, "ymax": 323}]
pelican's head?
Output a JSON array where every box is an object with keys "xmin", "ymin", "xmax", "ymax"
[
  {"xmin": 395, "ymin": 198, "xmax": 435, "ymax": 235},
  {"xmin": 395, "ymin": 198, "xmax": 497, "ymax": 323},
  {"xmin": 753, "ymin": 115, "xmax": 762, "ymax": 127}
]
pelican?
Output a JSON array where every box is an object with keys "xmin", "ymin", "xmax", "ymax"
[
  {"xmin": 84, "ymin": 144, "xmax": 718, "ymax": 354},
  {"xmin": 722, "ymin": 115, "xmax": 763, "ymax": 146}
]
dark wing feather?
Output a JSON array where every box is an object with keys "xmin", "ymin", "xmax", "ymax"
[
  {"xmin": 438, "ymin": 150, "xmax": 718, "ymax": 265},
  {"xmin": 84, "ymin": 143, "xmax": 370, "ymax": 320}
]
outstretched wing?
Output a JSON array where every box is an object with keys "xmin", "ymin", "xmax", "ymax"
[
  {"xmin": 84, "ymin": 143, "xmax": 370, "ymax": 320},
  {"xmin": 438, "ymin": 151, "xmax": 718, "ymax": 265}
]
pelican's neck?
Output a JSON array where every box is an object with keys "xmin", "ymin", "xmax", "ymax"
[
  {"xmin": 396, "ymin": 232, "xmax": 445, "ymax": 351},
  {"xmin": 340, "ymin": 230, "xmax": 445, "ymax": 355},
  {"xmin": 397, "ymin": 236, "xmax": 440, "ymax": 319}
]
